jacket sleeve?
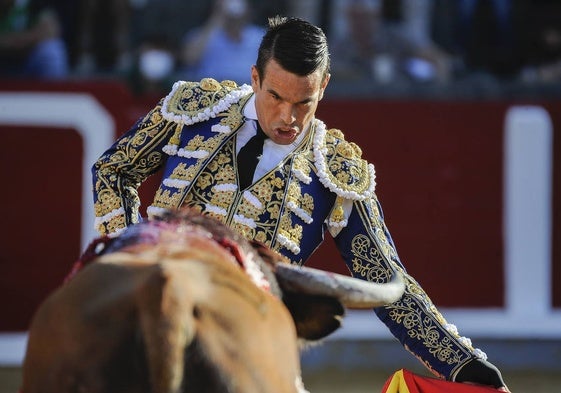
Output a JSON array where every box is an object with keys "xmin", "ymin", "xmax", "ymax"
[
  {"xmin": 332, "ymin": 193, "xmax": 488, "ymax": 380},
  {"xmin": 91, "ymin": 100, "xmax": 181, "ymax": 236}
]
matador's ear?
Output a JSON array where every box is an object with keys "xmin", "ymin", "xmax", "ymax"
[{"xmin": 319, "ymin": 73, "xmax": 331, "ymax": 101}]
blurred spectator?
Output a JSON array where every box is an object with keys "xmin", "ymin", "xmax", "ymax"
[
  {"xmin": 74, "ymin": 0, "xmax": 131, "ymax": 75},
  {"xmin": 0, "ymin": 0, "xmax": 68, "ymax": 78},
  {"xmin": 517, "ymin": 0, "xmax": 561, "ymax": 83},
  {"xmin": 329, "ymin": 0, "xmax": 453, "ymax": 85},
  {"xmin": 128, "ymin": 0, "xmax": 209, "ymax": 55},
  {"xmin": 179, "ymin": 0, "xmax": 265, "ymax": 85},
  {"xmin": 453, "ymin": 0, "xmax": 519, "ymax": 78},
  {"xmin": 128, "ymin": 32, "xmax": 176, "ymax": 95},
  {"xmin": 287, "ymin": 0, "xmax": 324, "ymax": 27}
]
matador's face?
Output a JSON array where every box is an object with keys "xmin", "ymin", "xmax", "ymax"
[{"xmin": 251, "ymin": 59, "xmax": 330, "ymax": 145}]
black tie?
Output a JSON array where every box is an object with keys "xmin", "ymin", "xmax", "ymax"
[{"xmin": 237, "ymin": 122, "xmax": 267, "ymax": 189}]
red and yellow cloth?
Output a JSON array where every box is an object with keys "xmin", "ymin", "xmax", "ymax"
[{"xmin": 382, "ymin": 369, "xmax": 501, "ymax": 393}]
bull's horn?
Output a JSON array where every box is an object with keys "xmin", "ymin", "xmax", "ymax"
[{"xmin": 275, "ymin": 264, "xmax": 405, "ymax": 309}]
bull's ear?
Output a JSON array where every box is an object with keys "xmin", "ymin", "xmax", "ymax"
[
  {"xmin": 282, "ymin": 292, "xmax": 345, "ymax": 341},
  {"xmin": 249, "ymin": 240, "xmax": 289, "ymax": 267}
]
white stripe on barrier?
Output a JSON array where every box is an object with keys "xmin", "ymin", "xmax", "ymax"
[{"xmin": 0, "ymin": 92, "xmax": 115, "ymax": 249}]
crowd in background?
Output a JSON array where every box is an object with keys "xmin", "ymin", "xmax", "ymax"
[{"xmin": 1, "ymin": 0, "xmax": 561, "ymax": 98}]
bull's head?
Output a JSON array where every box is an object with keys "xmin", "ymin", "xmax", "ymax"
[
  {"xmin": 249, "ymin": 240, "xmax": 405, "ymax": 343},
  {"xmin": 276, "ymin": 263, "xmax": 404, "ymax": 341},
  {"xmin": 22, "ymin": 208, "xmax": 404, "ymax": 393}
]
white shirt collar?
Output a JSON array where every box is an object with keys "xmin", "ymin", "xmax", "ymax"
[{"xmin": 243, "ymin": 94, "xmax": 258, "ymax": 121}]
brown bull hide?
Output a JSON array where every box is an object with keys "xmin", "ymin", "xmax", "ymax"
[
  {"xmin": 22, "ymin": 246, "xmax": 302, "ymax": 393},
  {"xmin": 21, "ymin": 208, "xmax": 403, "ymax": 393}
]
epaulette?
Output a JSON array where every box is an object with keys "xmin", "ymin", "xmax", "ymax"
[
  {"xmin": 313, "ymin": 120, "xmax": 376, "ymax": 201},
  {"xmin": 160, "ymin": 78, "xmax": 253, "ymax": 125}
]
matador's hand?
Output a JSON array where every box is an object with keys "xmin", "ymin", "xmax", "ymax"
[{"xmin": 454, "ymin": 359, "xmax": 511, "ymax": 391}]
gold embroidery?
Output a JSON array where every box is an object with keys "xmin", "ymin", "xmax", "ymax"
[
  {"xmin": 220, "ymin": 80, "xmax": 238, "ymax": 89},
  {"xmin": 330, "ymin": 196, "xmax": 345, "ymax": 224},
  {"xmin": 180, "ymin": 140, "xmax": 236, "ymax": 221},
  {"xmin": 210, "ymin": 191, "xmax": 234, "ymax": 209},
  {"xmin": 267, "ymin": 203, "xmax": 281, "ymax": 221},
  {"xmin": 194, "ymin": 173, "xmax": 213, "ymax": 190},
  {"xmin": 254, "ymin": 232, "xmax": 267, "ymax": 243},
  {"xmin": 185, "ymin": 135, "xmax": 205, "ymax": 150},
  {"xmin": 165, "ymin": 126, "xmax": 180, "ymax": 147},
  {"xmin": 167, "ymin": 163, "xmax": 195, "ymax": 182},
  {"xmin": 350, "ymin": 234, "xmax": 391, "ymax": 282},
  {"xmin": 388, "ymin": 297, "xmax": 465, "ymax": 366},
  {"xmin": 164, "ymin": 79, "xmax": 240, "ymax": 120},
  {"xmin": 233, "ymin": 222, "xmax": 253, "ymax": 240},
  {"xmin": 292, "ymin": 153, "xmax": 312, "ymax": 179},
  {"xmin": 152, "ymin": 188, "xmax": 183, "ymax": 209},
  {"xmin": 106, "ymin": 214, "xmax": 126, "ymax": 234},
  {"xmin": 203, "ymin": 133, "xmax": 226, "ymax": 154},
  {"xmin": 286, "ymin": 181, "xmax": 315, "ymax": 223},
  {"xmin": 350, "ymin": 202, "xmax": 474, "ymax": 370},
  {"xmin": 320, "ymin": 128, "xmax": 372, "ymax": 196},
  {"xmin": 92, "ymin": 99, "xmax": 175, "ymax": 235},
  {"xmin": 150, "ymin": 110, "xmax": 163, "ymax": 124},
  {"xmin": 217, "ymin": 102, "xmax": 245, "ymax": 131},
  {"xmin": 214, "ymin": 163, "xmax": 236, "ymax": 184},
  {"xmin": 200, "ymin": 77, "xmax": 223, "ymax": 91},
  {"xmin": 301, "ymin": 193, "xmax": 314, "ymax": 214},
  {"xmin": 287, "ymin": 182, "xmax": 300, "ymax": 204},
  {"xmin": 279, "ymin": 213, "xmax": 303, "ymax": 246},
  {"xmin": 238, "ymin": 195, "xmax": 263, "ymax": 218},
  {"xmin": 173, "ymin": 98, "xmax": 244, "ymax": 157},
  {"xmin": 94, "ymin": 190, "xmax": 122, "ymax": 217},
  {"xmin": 329, "ymin": 128, "xmax": 344, "ymax": 139}
]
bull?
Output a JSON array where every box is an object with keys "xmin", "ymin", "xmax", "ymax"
[{"xmin": 21, "ymin": 208, "xmax": 404, "ymax": 393}]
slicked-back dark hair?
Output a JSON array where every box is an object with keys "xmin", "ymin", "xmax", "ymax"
[{"xmin": 255, "ymin": 16, "xmax": 330, "ymax": 84}]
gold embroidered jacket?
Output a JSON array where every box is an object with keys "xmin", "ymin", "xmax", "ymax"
[{"xmin": 92, "ymin": 78, "xmax": 488, "ymax": 380}]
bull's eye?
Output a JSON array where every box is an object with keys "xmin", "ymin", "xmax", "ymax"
[{"xmin": 193, "ymin": 305, "xmax": 201, "ymax": 319}]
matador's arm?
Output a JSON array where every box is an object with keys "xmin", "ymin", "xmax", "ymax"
[
  {"xmin": 332, "ymin": 195, "xmax": 505, "ymax": 388},
  {"xmin": 92, "ymin": 101, "xmax": 179, "ymax": 235}
]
